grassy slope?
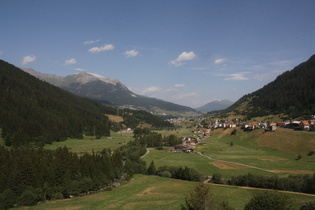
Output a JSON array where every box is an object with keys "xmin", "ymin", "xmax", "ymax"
[
  {"xmin": 15, "ymin": 175, "xmax": 315, "ymax": 210},
  {"xmin": 145, "ymin": 127, "xmax": 315, "ymax": 178}
]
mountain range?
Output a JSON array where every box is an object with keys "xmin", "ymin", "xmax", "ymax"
[
  {"xmin": 0, "ymin": 60, "xmax": 173, "ymax": 147},
  {"xmin": 196, "ymin": 99, "xmax": 234, "ymax": 112},
  {"xmin": 22, "ymin": 69, "xmax": 197, "ymax": 115},
  {"xmin": 223, "ymin": 54, "xmax": 315, "ymax": 120}
]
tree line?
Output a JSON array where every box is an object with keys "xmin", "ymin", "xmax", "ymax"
[
  {"xmin": 227, "ymin": 173, "xmax": 315, "ymax": 195},
  {"xmin": 0, "ymin": 146, "xmax": 123, "ymax": 208},
  {"xmin": 133, "ymin": 127, "xmax": 182, "ymax": 147},
  {"xmin": 0, "ymin": 128, "xmax": 167, "ymax": 208}
]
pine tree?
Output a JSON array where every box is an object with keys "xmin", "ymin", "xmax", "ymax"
[{"xmin": 147, "ymin": 161, "xmax": 157, "ymax": 175}]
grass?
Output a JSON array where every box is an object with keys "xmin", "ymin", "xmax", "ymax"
[
  {"xmin": 44, "ymin": 132, "xmax": 133, "ymax": 153},
  {"xmin": 7, "ymin": 127, "xmax": 315, "ymax": 209},
  {"xmin": 15, "ymin": 174, "xmax": 315, "ymax": 210},
  {"xmin": 105, "ymin": 114, "xmax": 124, "ymax": 123},
  {"xmin": 16, "ymin": 175, "xmax": 196, "ymax": 210},
  {"xmin": 144, "ymin": 127, "xmax": 315, "ymax": 178}
]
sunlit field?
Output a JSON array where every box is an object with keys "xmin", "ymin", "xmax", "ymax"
[
  {"xmin": 44, "ymin": 132, "xmax": 133, "ymax": 153},
  {"xmin": 16, "ymin": 174, "xmax": 315, "ymax": 210}
]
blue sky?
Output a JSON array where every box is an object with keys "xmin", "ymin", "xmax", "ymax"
[{"xmin": 1, "ymin": 0, "xmax": 315, "ymax": 108}]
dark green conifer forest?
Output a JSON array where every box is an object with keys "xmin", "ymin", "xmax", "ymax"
[
  {"xmin": 0, "ymin": 60, "xmax": 114, "ymax": 146},
  {"xmin": 0, "ymin": 60, "xmax": 173, "ymax": 147}
]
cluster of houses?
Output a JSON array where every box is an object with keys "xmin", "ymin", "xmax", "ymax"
[
  {"xmin": 117, "ymin": 128, "xmax": 133, "ymax": 133},
  {"xmin": 167, "ymin": 117, "xmax": 315, "ymax": 153},
  {"xmin": 195, "ymin": 118, "xmax": 315, "ymax": 132},
  {"xmin": 242, "ymin": 120, "xmax": 315, "ymax": 131},
  {"xmin": 168, "ymin": 133, "xmax": 208, "ymax": 153}
]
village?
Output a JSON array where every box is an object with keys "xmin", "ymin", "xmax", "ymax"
[{"xmin": 166, "ymin": 117, "xmax": 315, "ymax": 153}]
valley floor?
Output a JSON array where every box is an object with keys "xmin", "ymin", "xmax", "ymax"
[{"xmin": 11, "ymin": 127, "xmax": 315, "ymax": 210}]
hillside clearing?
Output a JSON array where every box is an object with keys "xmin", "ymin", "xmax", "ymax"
[{"xmin": 106, "ymin": 114, "xmax": 124, "ymax": 123}]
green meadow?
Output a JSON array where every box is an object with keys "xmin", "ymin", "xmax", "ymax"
[
  {"xmin": 6, "ymin": 127, "xmax": 315, "ymax": 209},
  {"xmin": 145, "ymin": 127, "xmax": 315, "ymax": 178},
  {"xmin": 15, "ymin": 174, "xmax": 315, "ymax": 210},
  {"xmin": 43, "ymin": 132, "xmax": 133, "ymax": 153}
]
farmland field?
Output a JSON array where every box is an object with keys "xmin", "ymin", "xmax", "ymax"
[
  {"xmin": 144, "ymin": 127, "xmax": 315, "ymax": 177},
  {"xmin": 7, "ymin": 127, "xmax": 315, "ymax": 209},
  {"xmin": 15, "ymin": 174, "xmax": 315, "ymax": 210}
]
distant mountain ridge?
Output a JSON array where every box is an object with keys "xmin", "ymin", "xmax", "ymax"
[
  {"xmin": 1, "ymin": 60, "xmax": 174, "ymax": 147},
  {"xmin": 197, "ymin": 99, "xmax": 234, "ymax": 112},
  {"xmin": 223, "ymin": 55, "xmax": 315, "ymax": 119},
  {"xmin": 22, "ymin": 69, "xmax": 196, "ymax": 115}
]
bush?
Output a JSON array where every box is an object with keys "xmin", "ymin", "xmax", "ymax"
[
  {"xmin": 160, "ymin": 171, "xmax": 172, "ymax": 178},
  {"xmin": 157, "ymin": 165, "xmax": 203, "ymax": 181},
  {"xmin": 300, "ymin": 201, "xmax": 315, "ymax": 210},
  {"xmin": 17, "ymin": 186, "xmax": 39, "ymax": 206},
  {"xmin": 156, "ymin": 146, "xmax": 164, "ymax": 150},
  {"xmin": 244, "ymin": 191, "xmax": 292, "ymax": 210},
  {"xmin": 296, "ymin": 155, "xmax": 302, "ymax": 160},
  {"xmin": 51, "ymin": 192, "xmax": 64, "ymax": 200},
  {"xmin": 0, "ymin": 189, "xmax": 16, "ymax": 209},
  {"xmin": 211, "ymin": 173, "xmax": 223, "ymax": 184}
]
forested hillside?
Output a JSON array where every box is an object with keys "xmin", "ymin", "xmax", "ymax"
[
  {"xmin": 0, "ymin": 60, "xmax": 116, "ymax": 147},
  {"xmin": 0, "ymin": 60, "xmax": 173, "ymax": 147},
  {"xmin": 224, "ymin": 55, "xmax": 315, "ymax": 119}
]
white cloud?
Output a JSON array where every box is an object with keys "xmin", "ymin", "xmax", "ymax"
[
  {"xmin": 214, "ymin": 58, "xmax": 225, "ymax": 64},
  {"xmin": 124, "ymin": 50, "xmax": 139, "ymax": 58},
  {"xmin": 88, "ymin": 44, "xmax": 115, "ymax": 53},
  {"xmin": 252, "ymin": 73, "xmax": 270, "ymax": 81},
  {"xmin": 170, "ymin": 51, "xmax": 196, "ymax": 66},
  {"xmin": 165, "ymin": 84, "xmax": 185, "ymax": 92},
  {"xmin": 225, "ymin": 73, "xmax": 249, "ymax": 81},
  {"xmin": 270, "ymin": 59, "xmax": 294, "ymax": 67},
  {"xmin": 0, "ymin": 51, "xmax": 3, "ymax": 56},
  {"xmin": 21, "ymin": 55, "xmax": 36, "ymax": 65},
  {"xmin": 173, "ymin": 92, "xmax": 198, "ymax": 100},
  {"xmin": 174, "ymin": 84, "xmax": 185, "ymax": 88},
  {"xmin": 74, "ymin": 68, "xmax": 85, "ymax": 71},
  {"xmin": 84, "ymin": 39, "xmax": 100, "ymax": 45},
  {"xmin": 64, "ymin": 58, "xmax": 77, "ymax": 65},
  {"xmin": 142, "ymin": 86, "xmax": 160, "ymax": 94}
]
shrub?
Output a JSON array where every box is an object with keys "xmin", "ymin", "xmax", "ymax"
[
  {"xmin": 244, "ymin": 191, "xmax": 292, "ymax": 210},
  {"xmin": 51, "ymin": 192, "xmax": 64, "ymax": 200},
  {"xmin": 300, "ymin": 201, "xmax": 315, "ymax": 210},
  {"xmin": 17, "ymin": 186, "xmax": 39, "ymax": 206},
  {"xmin": 160, "ymin": 171, "xmax": 172, "ymax": 178}
]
